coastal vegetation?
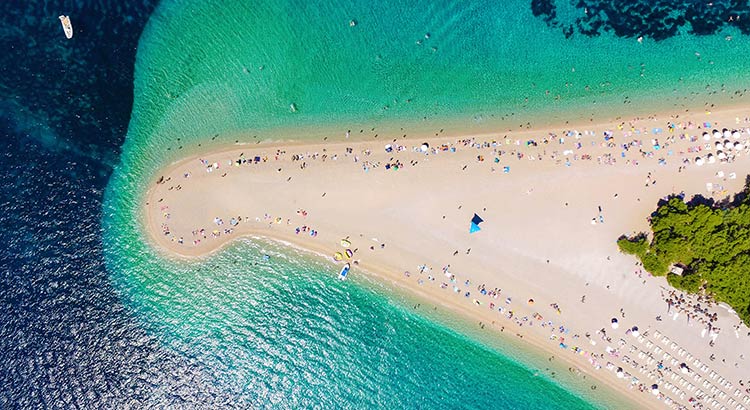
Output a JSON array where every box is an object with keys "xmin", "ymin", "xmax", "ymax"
[{"xmin": 617, "ymin": 178, "xmax": 750, "ymax": 325}]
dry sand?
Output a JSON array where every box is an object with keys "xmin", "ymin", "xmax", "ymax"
[{"xmin": 143, "ymin": 107, "xmax": 750, "ymax": 409}]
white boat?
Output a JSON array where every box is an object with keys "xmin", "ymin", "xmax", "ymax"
[
  {"xmin": 59, "ymin": 15, "xmax": 73, "ymax": 39},
  {"xmin": 338, "ymin": 263, "xmax": 350, "ymax": 280}
]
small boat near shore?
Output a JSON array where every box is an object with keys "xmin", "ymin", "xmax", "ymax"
[
  {"xmin": 338, "ymin": 263, "xmax": 350, "ymax": 280},
  {"xmin": 59, "ymin": 15, "xmax": 73, "ymax": 39}
]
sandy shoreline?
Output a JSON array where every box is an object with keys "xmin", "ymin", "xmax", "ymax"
[{"xmin": 142, "ymin": 107, "xmax": 750, "ymax": 409}]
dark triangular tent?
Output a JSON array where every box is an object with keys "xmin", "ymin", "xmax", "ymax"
[{"xmin": 469, "ymin": 213, "xmax": 484, "ymax": 233}]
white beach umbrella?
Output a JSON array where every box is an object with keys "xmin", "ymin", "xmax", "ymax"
[
  {"xmin": 715, "ymin": 141, "xmax": 724, "ymax": 150},
  {"xmin": 631, "ymin": 326, "xmax": 640, "ymax": 337},
  {"xmin": 717, "ymin": 151, "xmax": 727, "ymax": 160},
  {"xmin": 707, "ymin": 154, "xmax": 716, "ymax": 164},
  {"xmin": 611, "ymin": 318, "xmax": 619, "ymax": 329},
  {"xmin": 703, "ymin": 132, "xmax": 711, "ymax": 141},
  {"xmin": 616, "ymin": 368, "xmax": 624, "ymax": 378},
  {"xmin": 652, "ymin": 384, "xmax": 660, "ymax": 395},
  {"xmin": 735, "ymin": 142, "xmax": 744, "ymax": 150},
  {"xmin": 713, "ymin": 131, "xmax": 722, "ymax": 139},
  {"xmin": 695, "ymin": 157, "xmax": 705, "ymax": 166},
  {"xmin": 724, "ymin": 129, "xmax": 732, "ymax": 138},
  {"xmin": 725, "ymin": 140, "xmax": 734, "ymax": 149},
  {"xmin": 732, "ymin": 130, "xmax": 741, "ymax": 139}
]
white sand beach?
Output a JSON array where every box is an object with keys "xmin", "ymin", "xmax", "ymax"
[{"xmin": 143, "ymin": 108, "xmax": 750, "ymax": 409}]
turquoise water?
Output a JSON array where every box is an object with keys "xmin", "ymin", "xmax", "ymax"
[
  {"xmin": 103, "ymin": 238, "xmax": 600, "ymax": 408},
  {"xmin": 103, "ymin": 0, "xmax": 750, "ymax": 407}
]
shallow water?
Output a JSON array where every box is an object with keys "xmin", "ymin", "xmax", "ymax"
[{"xmin": 122, "ymin": 0, "xmax": 750, "ymax": 168}]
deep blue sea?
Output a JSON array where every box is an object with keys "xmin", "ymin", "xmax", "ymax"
[
  {"xmin": 4, "ymin": 0, "xmax": 750, "ymax": 407},
  {"xmin": 0, "ymin": 1, "xmax": 168, "ymax": 406}
]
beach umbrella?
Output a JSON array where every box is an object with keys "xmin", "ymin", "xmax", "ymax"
[
  {"xmin": 715, "ymin": 141, "xmax": 723, "ymax": 149},
  {"xmin": 527, "ymin": 298, "xmax": 535, "ymax": 305},
  {"xmin": 420, "ymin": 142, "xmax": 429, "ymax": 152},
  {"xmin": 469, "ymin": 213, "xmax": 484, "ymax": 234},
  {"xmin": 735, "ymin": 142, "xmax": 744, "ymax": 150},
  {"xmin": 702, "ymin": 132, "xmax": 711, "ymax": 141},
  {"xmin": 384, "ymin": 144, "xmax": 393, "ymax": 153},
  {"xmin": 732, "ymin": 130, "xmax": 741, "ymax": 139},
  {"xmin": 616, "ymin": 367, "xmax": 624, "ymax": 378},
  {"xmin": 611, "ymin": 318, "xmax": 619, "ymax": 329},
  {"xmin": 725, "ymin": 140, "xmax": 734, "ymax": 149},
  {"xmin": 724, "ymin": 129, "xmax": 732, "ymax": 138},
  {"xmin": 707, "ymin": 154, "xmax": 715, "ymax": 164},
  {"xmin": 713, "ymin": 131, "xmax": 722, "ymax": 139},
  {"xmin": 717, "ymin": 151, "xmax": 727, "ymax": 160},
  {"xmin": 631, "ymin": 326, "xmax": 640, "ymax": 337},
  {"xmin": 695, "ymin": 157, "xmax": 705, "ymax": 166},
  {"xmin": 680, "ymin": 363, "xmax": 689, "ymax": 374},
  {"xmin": 652, "ymin": 384, "xmax": 659, "ymax": 395}
]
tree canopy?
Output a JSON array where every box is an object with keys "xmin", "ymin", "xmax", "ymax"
[{"xmin": 617, "ymin": 178, "xmax": 750, "ymax": 325}]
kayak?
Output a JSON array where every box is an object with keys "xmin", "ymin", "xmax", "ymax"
[{"xmin": 338, "ymin": 263, "xmax": 350, "ymax": 280}]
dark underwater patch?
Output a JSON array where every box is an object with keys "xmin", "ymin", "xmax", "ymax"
[{"xmin": 531, "ymin": 0, "xmax": 750, "ymax": 40}]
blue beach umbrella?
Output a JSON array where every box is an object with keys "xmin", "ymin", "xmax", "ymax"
[{"xmin": 469, "ymin": 213, "xmax": 484, "ymax": 233}]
